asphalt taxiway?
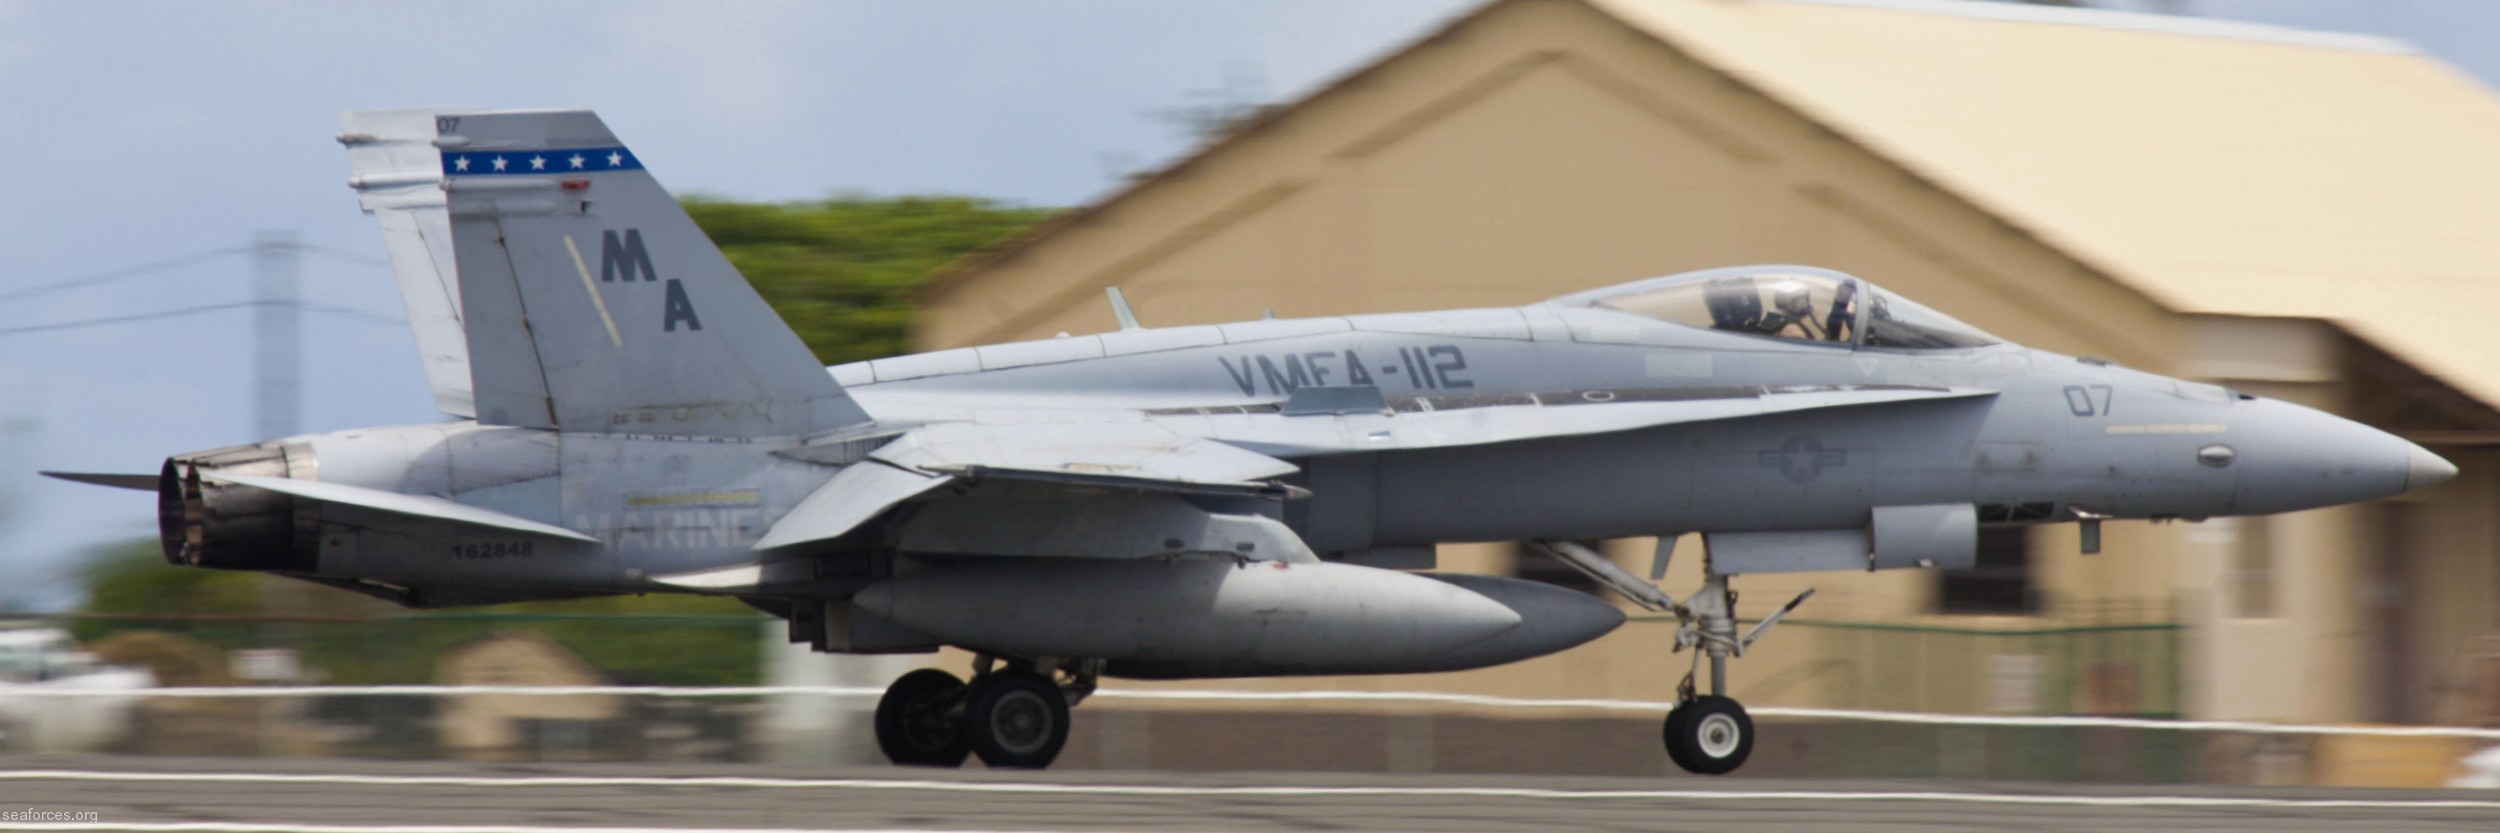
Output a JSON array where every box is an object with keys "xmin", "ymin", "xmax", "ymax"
[{"xmin": 2, "ymin": 754, "xmax": 2496, "ymax": 833}]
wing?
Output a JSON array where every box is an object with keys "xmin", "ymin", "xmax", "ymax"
[
  {"xmin": 703, "ymin": 386, "xmax": 1983, "ymax": 590},
  {"xmin": 872, "ymin": 421, "xmax": 1300, "ymax": 489},
  {"xmin": 1162, "ymin": 384, "xmax": 1996, "ymax": 456},
  {"xmin": 749, "ymin": 458, "xmax": 953, "ymax": 552},
  {"xmin": 664, "ymin": 423, "xmax": 1305, "ymax": 592},
  {"xmin": 749, "ymin": 422, "xmax": 1302, "ymax": 554}
]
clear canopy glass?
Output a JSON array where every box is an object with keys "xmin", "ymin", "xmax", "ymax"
[
  {"xmin": 1859, "ymin": 287, "xmax": 1999, "ymax": 350},
  {"xmin": 1565, "ymin": 267, "xmax": 1997, "ymax": 350}
]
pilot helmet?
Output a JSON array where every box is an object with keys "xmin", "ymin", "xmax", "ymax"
[{"xmin": 1768, "ymin": 280, "xmax": 1814, "ymax": 317}]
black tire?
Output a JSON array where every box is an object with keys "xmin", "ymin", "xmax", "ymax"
[
  {"xmin": 965, "ymin": 670, "xmax": 1071, "ymax": 769},
  {"xmin": 875, "ymin": 668, "xmax": 971, "ymax": 767},
  {"xmin": 1665, "ymin": 695, "xmax": 1753, "ymax": 775},
  {"xmin": 1661, "ymin": 704, "xmax": 1697, "ymax": 773}
]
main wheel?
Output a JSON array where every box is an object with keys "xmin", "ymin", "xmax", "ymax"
[
  {"xmin": 1661, "ymin": 704, "xmax": 1697, "ymax": 773},
  {"xmin": 875, "ymin": 668, "xmax": 971, "ymax": 767},
  {"xmin": 965, "ymin": 670, "xmax": 1071, "ymax": 769},
  {"xmin": 1664, "ymin": 695, "xmax": 1753, "ymax": 775}
]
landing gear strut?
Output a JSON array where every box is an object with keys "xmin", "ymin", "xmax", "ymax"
[
  {"xmin": 873, "ymin": 655, "xmax": 1097, "ymax": 769},
  {"xmin": 1526, "ymin": 540, "xmax": 1810, "ymax": 777},
  {"xmin": 1663, "ymin": 572, "xmax": 1756, "ymax": 774}
]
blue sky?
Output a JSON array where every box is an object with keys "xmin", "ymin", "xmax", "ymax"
[{"xmin": 0, "ymin": 0, "xmax": 2493, "ymax": 609}]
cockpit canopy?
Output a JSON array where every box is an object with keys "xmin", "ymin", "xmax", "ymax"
[{"xmin": 1552, "ymin": 265, "xmax": 1999, "ymax": 350}]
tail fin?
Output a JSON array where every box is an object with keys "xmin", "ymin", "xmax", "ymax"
[
  {"xmin": 341, "ymin": 108, "xmax": 478, "ymax": 418},
  {"xmin": 430, "ymin": 109, "xmax": 871, "ymax": 438}
]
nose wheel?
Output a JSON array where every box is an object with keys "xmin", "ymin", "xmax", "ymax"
[
  {"xmin": 874, "ymin": 656, "xmax": 1094, "ymax": 770},
  {"xmin": 1664, "ymin": 695, "xmax": 1754, "ymax": 775}
]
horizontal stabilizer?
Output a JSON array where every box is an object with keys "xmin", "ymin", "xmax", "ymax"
[
  {"xmin": 204, "ymin": 472, "xmax": 596, "ymax": 542},
  {"xmin": 40, "ymin": 471, "xmax": 158, "ymax": 491}
]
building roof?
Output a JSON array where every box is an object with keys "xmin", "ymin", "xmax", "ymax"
[
  {"xmin": 937, "ymin": 0, "xmax": 2500, "ymax": 408},
  {"xmin": 1586, "ymin": 0, "xmax": 2500, "ymax": 408}
]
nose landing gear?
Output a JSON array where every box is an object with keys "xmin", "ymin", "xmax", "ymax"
[
  {"xmin": 1526, "ymin": 540, "xmax": 1810, "ymax": 776},
  {"xmin": 874, "ymin": 655, "xmax": 1098, "ymax": 769}
]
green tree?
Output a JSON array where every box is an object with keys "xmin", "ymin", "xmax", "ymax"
[
  {"xmin": 75, "ymin": 539, "xmax": 766, "ymax": 685},
  {"xmin": 685, "ymin": 195, "xmax": 1057, "ymax": 364}
]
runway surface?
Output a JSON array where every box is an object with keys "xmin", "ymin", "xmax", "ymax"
[{"xmin": 3, "ymin": 755, "xmax": 2497, "ymax": 833}]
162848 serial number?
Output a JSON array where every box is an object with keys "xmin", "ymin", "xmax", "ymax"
[{"xmin": 449, "ymin": 541, "xmax": 535, "ymax": 559}]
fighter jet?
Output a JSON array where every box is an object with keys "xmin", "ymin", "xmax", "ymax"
[{"xmin": 47, "ymin": 109, "xmax": 2455, "ymax": 774}]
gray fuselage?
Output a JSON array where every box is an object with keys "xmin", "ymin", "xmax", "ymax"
[{"xmin": 274, "ymin": 295, "xmax": 2430, "ymax": 602}]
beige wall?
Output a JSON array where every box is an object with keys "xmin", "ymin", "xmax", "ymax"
[
  {"xmin": 921, "ymin": 0, "xmax": 2183, "ymax": 368},
  {"xmin": 913, "ymin": 0, "xmax": 2500, "ymax": 723}
]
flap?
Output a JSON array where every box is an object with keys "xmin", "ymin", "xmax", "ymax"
[{"xmin": 204, "ymin": 472, "xmax": 596, "ymax": 542}]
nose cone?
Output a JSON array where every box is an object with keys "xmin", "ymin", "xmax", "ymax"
[
  {"xmin": 2231, "ymin": 398, "xmax": 2426, "ymax": 515},
  {"xmin": 2407, "ymin": 442, "xmax": 2458, "ymax": 491}
]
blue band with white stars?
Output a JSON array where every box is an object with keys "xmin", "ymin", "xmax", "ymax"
[{"xmin": 443, "ymin": 147, "xmax": 641, "ymax": 176}]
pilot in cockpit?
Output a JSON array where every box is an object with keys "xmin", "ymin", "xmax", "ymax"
[
  {"xmin": 1765, "ymin": 280, "xmax": 1826, "ymax": 341},
  {"xmin": 1572, "ymin": 266, "xmax": 1991, "ymax": 350}
]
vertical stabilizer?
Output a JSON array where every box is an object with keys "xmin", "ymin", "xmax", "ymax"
[
  {"xmin": 432, "ymin": 110, "xmax": 871, "ymax": 438},
  {"xmin": 341, "ymin": 108, "xmax": 477, "ymax": 418}
]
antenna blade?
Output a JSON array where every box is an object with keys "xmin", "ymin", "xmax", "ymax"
[{"xmin": 1106, "ymin": 286, "xmax": 1142, "ymax": 331}]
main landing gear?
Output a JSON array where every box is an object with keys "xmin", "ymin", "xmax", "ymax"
[
  {"xmin": 1526, "ymin": 540, "xmax": 1812, "ymax": 776},
  {"xmin": 874, "ymin": 655, "xmax": 1097, "ymax": 769}
]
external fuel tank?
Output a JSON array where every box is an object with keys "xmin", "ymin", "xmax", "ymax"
[{"xmin": 853, "ymin": 556, "xmax": 1549, "ymax": 677}]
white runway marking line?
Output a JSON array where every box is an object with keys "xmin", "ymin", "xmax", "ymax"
[
  {"xmin": 5, "ymin": 770, "xmax": 2499, "ymax": 812},
  {"xmin": 19, "ymin": 685, "xmax": 2500, "ymax": 741},
  {"xmin": 0, "ymin": 827, "xmax": 1060, "ymax": 833}
]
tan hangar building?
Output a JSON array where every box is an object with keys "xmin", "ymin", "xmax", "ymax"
[{"xmin": 912, "ymin": 0, "xmax": 2500, "ymax": 727}]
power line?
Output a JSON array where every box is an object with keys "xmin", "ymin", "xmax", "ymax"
[
  {"xmin": 0, "ymin": 300, "xmax": 401, "ymax": 338},
  {"xmin": 293, "ymin": 301, "xmax": 403, "ymax": 327},
  {"xmin": 0, "ymin": 247, "xmax": 249, "ymax": 303},
  {"xmin": 0, "ymin": 242, "xmax": 393, "ymax": 306},
  {"xmin": 299, "ymin": 244, "xmax": 392, "ymax": 270}
]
